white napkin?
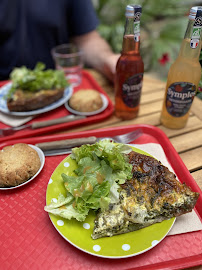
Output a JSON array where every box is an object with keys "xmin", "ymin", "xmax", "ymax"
[
  {"xmin": 130, "ymin": 143, "xmax": 202, "ymax": 236},
  {"xmin": 0, "ymin": 111, "xmax": 34, "ymax": 127}
]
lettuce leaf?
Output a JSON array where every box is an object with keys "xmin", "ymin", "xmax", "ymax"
[
  {"xmin": 44, "ymin": 193, "xmax": 74, "ymax": 211},
  {"xmin": 71, "ymin": 140, "xmax": 132, "ymax": 184},
  {"xmin": 7, "ymin": 62, "xmax": 68, "ymax": 98},
  {"xmin": 45, "ymin": 203, "xmax": 88, "ymax": 222},
  {"xmin": 45, "ymin": 140, "xmax": 133, "ymax": 222}
]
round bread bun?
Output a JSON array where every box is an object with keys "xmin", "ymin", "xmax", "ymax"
[
  {"xmin": 0, "ymin": 143, "xmax": 41, "ymax": 187},
  {"xmin": 69, "ymin": 89, "xmax": 103, "ymax": 112}
]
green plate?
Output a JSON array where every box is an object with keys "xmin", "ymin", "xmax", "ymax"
[{"xmin": 46, "ymin": 146, "xmax": 175, "ymax": 258}]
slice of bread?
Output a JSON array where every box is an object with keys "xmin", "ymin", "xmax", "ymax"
[{"xmin": 7, "ymin": 88, "xmax": 65, "ymax": 112}]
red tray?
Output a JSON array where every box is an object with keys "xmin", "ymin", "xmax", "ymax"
[
  {"xmin": 0, "ymin": 124, "xmax": 201, "ymax": 270},
  {"xmin": 0, "ymin": 70, "xmax": 114, "ymax": 143}
]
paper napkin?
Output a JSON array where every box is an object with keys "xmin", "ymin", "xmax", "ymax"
[{"xmin": 0, "ymin": 111, "xmax": 34, "ymax": 127}]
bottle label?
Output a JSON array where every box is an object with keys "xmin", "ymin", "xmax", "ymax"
[
  {"xmin": 133, "ymin": 10, "xmax": 141, "ymax": 42},
  {"xmin": 165, "ymin": 82, "xmax": 196, "ymax": 117},
  {"xmin": 190, "ymin": 9, "xmax": 202, "ymax": 48},
  {"xmin": 134, "ymin": 21, "xmax": 140, "ymax": 42},
  {"xmin": 122, "ymin": 73, "xmax": 143, "ymax": 108}
]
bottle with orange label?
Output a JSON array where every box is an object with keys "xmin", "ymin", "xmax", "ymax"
[
  {"xmin": 114, "ymin": 5, "xmax": 144, "ymax": 120},
  {"xmin": 160, "ymin": 6, "xmax": 202, "ymax": 129}
]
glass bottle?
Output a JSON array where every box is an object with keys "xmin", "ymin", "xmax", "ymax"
[
  {"xmin": 160, "ymin": 6, "xmax": 202, "ymax": 129},
  {"xmin": 114, "ymin": 5, "xmax": 144, "ymax": 120}
]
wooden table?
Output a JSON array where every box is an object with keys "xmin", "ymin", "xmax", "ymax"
[{"xmin": 69, "ymin": 69, "xmax": 202, "ymax": 270}]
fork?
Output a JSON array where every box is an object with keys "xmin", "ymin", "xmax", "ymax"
[
  {"xmin": 36, "ymin": 129, "xmax": 143, "ymax": 156},
  {"xmin": 100, "ymin": 129, "xmax": 143, "ymax": 144}
]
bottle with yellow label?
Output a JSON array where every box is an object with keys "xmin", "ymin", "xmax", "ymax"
[{"xmin": 160, "ymin": 6, "xmax": 202, "ymax": 129}]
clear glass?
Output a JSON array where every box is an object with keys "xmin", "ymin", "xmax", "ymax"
[{"xmin": 51, "ymin": 44, "xmax": 83, "ymax": 87}]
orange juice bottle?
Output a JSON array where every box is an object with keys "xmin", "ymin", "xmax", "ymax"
[
  {"xmin": 160, "ymin": 6, "xmax": 202, "ymax": 129},
  {"xmin": 115, "ymin": 5, "xmax": 144, "ymax": 120}
]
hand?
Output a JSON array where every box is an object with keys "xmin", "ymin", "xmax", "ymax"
[
  {"xmin": 103, "ymin": 53, "xmax": 120, "ymax": 82},
  {"xmin": 73, "ymin": 31, "xmax": 120, "ymax": 83}
]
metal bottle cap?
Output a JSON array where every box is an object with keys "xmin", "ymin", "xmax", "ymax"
[
  {"xmin": 125, "ymin": 5, "xmax": 134, "ymax": 18},
  {"xmin": 131, "ymin": 5, "xmax": 142, "ymax": 15},
  {"xmin": 125, "ymin": 5, "xmax": 142, "ymax": 19},
  {"xmin": 189, "ymin": 6, "xmax": 202, "ymax": 20}
]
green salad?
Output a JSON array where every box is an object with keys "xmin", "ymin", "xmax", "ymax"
[
  {"xmin": 44, "ymin": 140, "xmax": 133, "ymax": 222},
  {"xmin": 7, "ymin": 62, "xmax": 68, "ymax": 97}
]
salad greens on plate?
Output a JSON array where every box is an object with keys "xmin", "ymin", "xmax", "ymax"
[
  {"xmin": 45, "ymin": 140, "xmax": 133, "ymax": 222},
  {"xmin": 7, "ymin": 62, "xmax": 68, "ymax": 98}
]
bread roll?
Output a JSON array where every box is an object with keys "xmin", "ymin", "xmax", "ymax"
[
  {"xmin": 0, "ymin": 143, "xmax": 41, "ymax": 187},
  {"xmin": 69, "ymin": 89, "xmax": 103, "ymax": 112}
]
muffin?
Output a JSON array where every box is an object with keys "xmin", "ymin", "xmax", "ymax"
[
  {"xmin": 0, "ymin": 143, "xmax": 41, "ymax": 187},
  {"xmin": 69, "ymin": 89, "xmax": 103, "ymax": 112}
]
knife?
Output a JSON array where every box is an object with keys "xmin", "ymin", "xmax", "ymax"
[
  {"xmin": 36, "ymin": 136, "xmax": 97, "ymax": 156},
  {"xmin": 0, "ymin": 115, "xmax": 86, "ymax": 137},
  {"xmin": 41, "ymin": 148, "xmax": 73, "ymax": 156}
]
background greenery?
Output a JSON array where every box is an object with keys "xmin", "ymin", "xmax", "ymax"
[{"xmin": 92, "ymin": 0, "xmax": 202, "ymax": 97}]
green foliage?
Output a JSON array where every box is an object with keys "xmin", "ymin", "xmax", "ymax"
[{"xmin": 93, "ymin": 0, "xmax": 201, "ymax": 79}]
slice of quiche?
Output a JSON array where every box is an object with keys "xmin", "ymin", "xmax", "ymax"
[{"xmin": 92, "ymin": 151, "xmax": 199, "ymax": 239}]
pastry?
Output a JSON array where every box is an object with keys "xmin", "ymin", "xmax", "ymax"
[
  {"xmin": 0, "ymin": 143, "xmax": 41, "ymax": 187},
  {"xmin": 69, "ymin": 89, "xmax": 103, "ymax": 112}
]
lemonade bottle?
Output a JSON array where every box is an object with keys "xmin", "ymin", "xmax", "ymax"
[{"xmin": 160, "ymin": 6, "xmax": 202, "ymax": 129}]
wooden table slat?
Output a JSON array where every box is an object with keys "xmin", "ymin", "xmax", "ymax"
[
  {"xmin": 170, "ymin": 128, "xmax": 202, "ymax": 153},
  {"xmin": 180, "ymin": 147, "xmax": 202, "ymax": 171},
  {"xmin": 159, "ymin": 115, "xmax": 202, "ymax": 137},
  {"xmin": 191, "ymin": 97, "xmax": 202, "ymax": 120},
  {"xmin": 141, "ymin": 90, "xmax": 164, "ymax": 104}
]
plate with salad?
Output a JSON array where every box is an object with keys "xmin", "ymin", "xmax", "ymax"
[
  {"xmin": 0, "ymin": 62, "xmax": 73, "ymax": 116},
  {"xmin": 45, "ymin": 141, "xmax": 175, "ymax": 258}
]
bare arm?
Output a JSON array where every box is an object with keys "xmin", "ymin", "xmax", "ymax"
[{"xmin": 72, "ymin": 30, "xmax": 120, "ymax": 82}]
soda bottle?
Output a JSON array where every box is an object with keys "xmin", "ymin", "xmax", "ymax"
[
  {"xmin": 160, "ymin": 6, "xmax": 202, "ymax": 129},
  {"xmin": 115, "ymin": 5, "xmax": 144, "ymax": 120}
]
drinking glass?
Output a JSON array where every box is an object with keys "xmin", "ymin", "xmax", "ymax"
[{"xmin": 51, "ymin": 44, "xmax": 83, "ymax": 86}]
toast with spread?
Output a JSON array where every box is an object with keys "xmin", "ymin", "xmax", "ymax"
[{"xmin": 6, "ymin": 62, "xmax": 68, "ymax": 112}]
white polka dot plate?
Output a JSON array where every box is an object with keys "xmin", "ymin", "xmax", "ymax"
[
  {"xmin": 0, "ymin": 144, "xmax": 45, "ymax": 190},
  {"xmin": 45, "ymin": 146, "xmax": 175, "ymax": 258}
]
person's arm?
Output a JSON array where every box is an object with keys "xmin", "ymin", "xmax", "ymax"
[{"xmin": 72, "ymin": 30, "xmax": 120, "ymax": 82}]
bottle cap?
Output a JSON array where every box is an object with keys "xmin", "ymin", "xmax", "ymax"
[
  {"xmin": 125, "ymin": 5, "xmax": 134, "ymax": 18},
  {"xmin": 131, "ymin": 5, "xmax": 142, "ymax": 15},
  {"xmin": 189, "ymin": 6, "xmax": 202, "ymax": 20},
  {"xmin": 132, "ymin": 5, "xmax": 142, "ymax": 22},
  {"xmin": 125, "ymin": 5, "xmax": 142, "ymax": 19}
]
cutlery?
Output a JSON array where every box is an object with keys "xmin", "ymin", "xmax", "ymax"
[
  {"xmin": 36, "ymin": 129, "xmax": 143, "ymax": 156},
  {"xmin": 0, "ymin": 115, "xmax": 86, "ymax": 137}
]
